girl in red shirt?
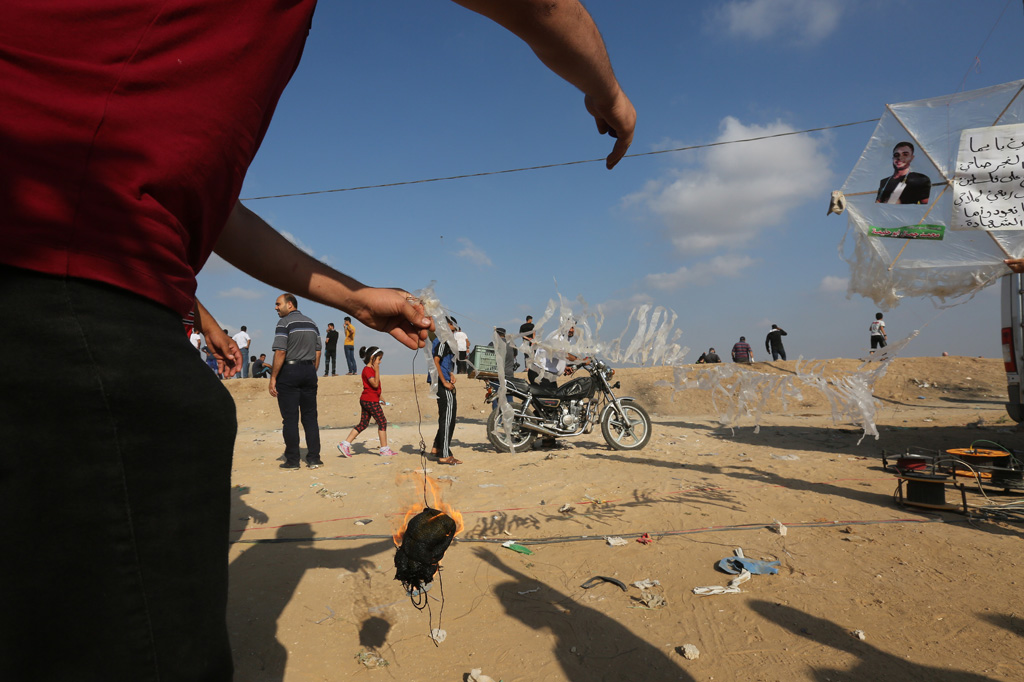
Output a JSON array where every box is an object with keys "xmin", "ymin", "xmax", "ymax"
[{"xmin": 338, "ymin": 346, "xmax": 394, "ymax": 457}]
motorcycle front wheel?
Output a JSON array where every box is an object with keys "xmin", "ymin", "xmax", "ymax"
[
  {"xmin": 486, "ymin": 404, "xmax": 537, "ymax": 453},
  {"xmin": 601, "ymin": 399, "xmax": 652, "ymax": 451}
]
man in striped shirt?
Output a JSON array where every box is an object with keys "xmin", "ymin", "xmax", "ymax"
[
  {"xmin": 271, "ymin": 293, "xmax": 323, "ymax": 470},
  {"xmin": 731, "ymin": 336, "xmax": 753, "ymax": 364}
]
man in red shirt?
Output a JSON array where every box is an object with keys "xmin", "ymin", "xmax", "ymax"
[{"xmin": 0, "ymin": 2, "xmax": 636, "ymax": 680}]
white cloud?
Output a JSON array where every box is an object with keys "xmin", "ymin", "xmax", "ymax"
[
  {"xmin": 625, "ymin": 116, "xmax": 833, "ymax": 253},
  {"xmin": 596, "ymin": 292, "xmax": 656, "ymax": 316},
  {"xmin": 456, "ymin": 238, "xmax": 493, "ymax": 267},
  {"xmin": 645, "ymin": 255, "xmax": 756, "ymax": 291},
  {"xmin": 218, "ymin": 286, "xmax": 264, "ymax": 300},
  {"xmin": 715, "ymin": 0, "xmax": 843, "ymax": 43},
  {"xmin": 819, "ymin": 275, "xmax": 849, "ymax": 293}
]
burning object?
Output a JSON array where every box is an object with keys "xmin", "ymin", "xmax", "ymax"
[{"xmin": 393, "ymin": 507, "xmax": 457, "ymax": 593}]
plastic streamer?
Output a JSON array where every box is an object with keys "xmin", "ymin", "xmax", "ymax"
[{"xmin": 413, "ymin": 285, "xmax": 920, "ymax": 444}]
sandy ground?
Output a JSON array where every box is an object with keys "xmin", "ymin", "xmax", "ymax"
[{"xmin": 223, "ymin": 357, "xmax": 1024, "ymax": 681}]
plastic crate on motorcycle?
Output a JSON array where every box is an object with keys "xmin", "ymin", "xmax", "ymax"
[{"xmin": 468, "ymin": 345, "xmax": 498, "ymax": 379}]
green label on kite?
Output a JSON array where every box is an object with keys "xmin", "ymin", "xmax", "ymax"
[{"xmin": 867, "ymin": 224, "xmax": 945, "ymax": 240}]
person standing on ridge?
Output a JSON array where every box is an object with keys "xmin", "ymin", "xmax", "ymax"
[
  {"xmin": 232, "ymin": 326, "xmax": 251, "ymax": 378},
  {"xmin": 324, "ymin": 322, "xmax": 339, "ymax": 377},
  {"xmin": 765, "ymin": 324, "xmax": 787, "ymax": 361},
  {"xmin": 869, "ymin": 312, "xmax": 887, "ymax": 353},
  {"xmin": 344, "ymin": 317, "xmax": 358, "ymax": 375}
]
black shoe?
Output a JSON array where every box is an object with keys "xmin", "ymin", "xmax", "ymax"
[
  {"xmin": 307, "ymin": 459, "xmax": 324, "ymax": 469},
  {"xmin": 279, "ymin": 461, "xmax": 300, "ymax": 470}
]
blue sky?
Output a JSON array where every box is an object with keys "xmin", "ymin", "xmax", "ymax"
[{"xmin": 197, "ymin": 0, "xmax": 1024, "ymax": 371}]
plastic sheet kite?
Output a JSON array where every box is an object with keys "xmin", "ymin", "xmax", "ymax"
[{"xmin": 837, "ymin": 79, "xmax": 1024, "ymax": 309}]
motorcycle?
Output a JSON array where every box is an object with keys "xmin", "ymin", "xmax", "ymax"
[{"xmin": 483, "ymin": 357, "xmax": 652, "ymax": 453}]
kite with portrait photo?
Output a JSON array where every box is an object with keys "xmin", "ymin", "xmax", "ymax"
[{"xmin": 834, "ymin": 79, "xmax": 1024, "ymax": 309}]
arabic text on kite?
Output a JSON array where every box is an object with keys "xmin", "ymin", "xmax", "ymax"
[{"xmin": 952, "ymin": 123, "xmax": 1024, "ymax": 231}]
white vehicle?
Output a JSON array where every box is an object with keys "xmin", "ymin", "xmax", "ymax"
[{"xmin": 1001, "ymin": 273, "xmax": 1024, "ymax": 422}]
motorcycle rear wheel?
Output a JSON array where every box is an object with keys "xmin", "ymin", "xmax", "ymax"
[
  {"xmin": 486, "ymin": 404, "xmax": 537, "ymax": 453},
  {"xmin": 601, "ymin": 399, "xmax": 652, "ymax": 451}
]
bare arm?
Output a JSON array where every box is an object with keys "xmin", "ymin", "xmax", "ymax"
[
  {"xmin": 453, "ymin": 0, "xmax": 635, "ymax": 169},
  {"xmin": 215, "ymin": 202, "xmax": 433, "ymax": 349},
  {"xmin": 269, "ymin": 349, "xmax": 287, "ymax": 397}
]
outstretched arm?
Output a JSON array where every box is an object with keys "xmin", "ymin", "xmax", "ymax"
[
  {"xmin": 453, "ymin": 0, "xmax": 635, "ymax": 169},
  {"xmin": 214, "ymin": 202, "xmax": 433, "ymax": 349}
]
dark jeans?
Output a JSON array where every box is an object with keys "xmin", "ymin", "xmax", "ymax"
[
  {"xmin": 276, "ymin": 363, "xmax": 321, "ymax": 463},
  {"xmin": 324, "ymin": 347, "xmax": 337, "ymax": 375},
  {"xmin": 770, "ymin": 347, "xmax": 786, "ymax": 361},
  {"xmin": 0, "ymin": 266, "xmax": 237, "ymax": 681},
  {"xmin": 432, "ymin": 384, "xmax": 457, "ymax": 457},
  {"xmin": 345, "ymin": 345, "xmax": 357, "ymax": 373}
]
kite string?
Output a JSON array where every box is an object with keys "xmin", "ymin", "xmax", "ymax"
[
  {"xmin": 240, "ymin": 118, "xmax": 880, "ymax": 201},
  {"xmin": 408, "ymin": 345, "xmax": 447, "ymax": 646}
]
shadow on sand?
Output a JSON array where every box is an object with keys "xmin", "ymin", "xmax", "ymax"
[
  {"xmin": 749, "ymin": 600, "xmax": 1004, "ymax": 681},
  {"xmin": 474, "ymin": 547, "xmax": 694, "ymax": 682},
  {"xmin": 228, "ymin": 524, "xmax": 393, "ymax": 681}
]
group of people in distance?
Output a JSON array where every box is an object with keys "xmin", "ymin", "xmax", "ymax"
[
  {"xmin": 692, "ymin": 314, "xmax": 890, "ymax": 365},
  {"xmin": 695, "ymin": 324, "xmax": 788, "ymax": 365}
]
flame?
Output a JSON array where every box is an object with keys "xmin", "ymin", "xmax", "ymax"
[{"xmin": 392, "ymin": 473, "xmax": 464, "ymax": 547}]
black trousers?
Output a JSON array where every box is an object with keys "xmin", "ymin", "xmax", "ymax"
[
  {"xmin": 324, "ymin": 347, "xmax": 337, "ymax": 374},
  {"xmin": 0, "ymin": 266, "xmax": 237, "ymax": 681},
  {"xmin": 432, "ymin": 384, "xmax": 457, "ymax": 457},
  {"xmin": 276, "ymin": 363, "xmax": 321, "ymax": 462}
]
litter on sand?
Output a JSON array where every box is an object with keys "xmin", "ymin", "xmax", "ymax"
[
  {"xmin": 430, "ymin": 628, "xmax": 447, "ymax": 643},
  {"xmin": 356, "ymin": 651, "xmax": 388, "ymax": 669},
  {"xmin": 580, "ymin": 575, "xmax": 627, "ymax": 591},
  {"xmin": 632, "ymin": 590, "xmax": 666, "ymax": 609},
  {"xmin": 633, "ymin": 579, "xmax": 660, "ymax": 589},
  {"xmin": 692, "ymin": 569, "xmax": 752, "ymax": 596},
  {"xmin": 501, "ymin": 540, "xmax": 533, "ymax": 555},
  {"xmin": 716, "ymin": 556, "xmax": 780, "ymax": 575},
  {"xmin": 605, "ymin": 536, "xmax": 628, "ymax": 547},
  {"xmin": 468, "ymin": 669, "xmax": 497, "ymax": 682},
  {"xmin": 636, "ymin": 532, "xmax": 654, "ymax": 545}
]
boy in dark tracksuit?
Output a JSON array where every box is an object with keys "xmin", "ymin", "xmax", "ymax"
[{"xmin": 432, "ymin": 335, "xmax": 460, "ymax": 465}]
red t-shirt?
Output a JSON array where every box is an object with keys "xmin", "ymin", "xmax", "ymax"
[
  {"xmin": 360, "ymin": 366, "xmax": 381, "ymax": 403},
  {"xmin": 0, "ymin": 1, "xmax": 317, "ymax": 316}
]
